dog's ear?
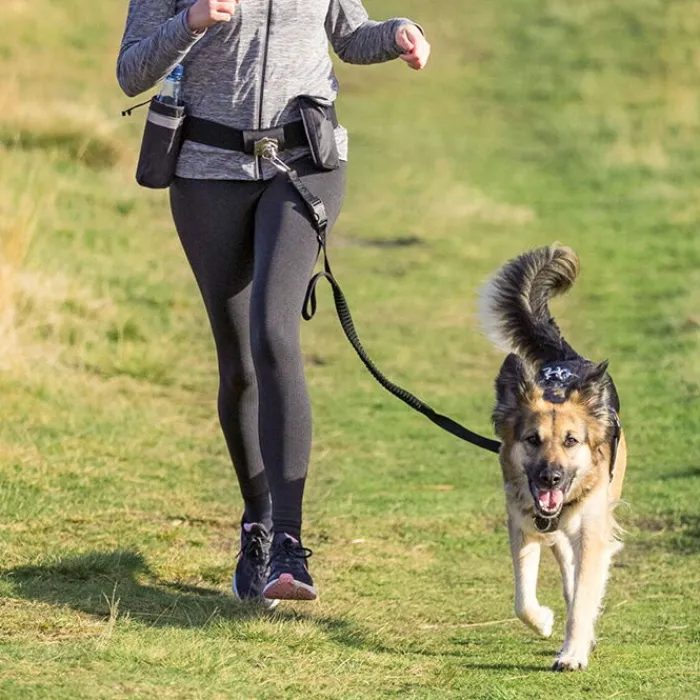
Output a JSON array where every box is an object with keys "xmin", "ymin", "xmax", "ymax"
[
  {"xmin": 583, "ymin": 360, "xmax": 609, "ymax": 385},
  {"xmin": 493, "ymin": 354, "xmax": 535, "ymax": 432},
  {"xmin": 578, "ymin": 360, "xmax": 614, "ymax": 425}
]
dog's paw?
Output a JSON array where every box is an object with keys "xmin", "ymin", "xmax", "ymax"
[
  {"xmin": 552, "ymin": 647, "xmax": 588, "ymax": 672},
  {"xmin": 517, "ymin": 605, "xmax": 554, "ymax": 638}
]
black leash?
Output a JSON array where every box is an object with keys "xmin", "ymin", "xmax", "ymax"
[
  {"xmin": 302, "ymin": 234, "xmax": 502, "ymax": 453},
  {"xmin": 260, "ymin": 152, "xmax": 502, "ymax": 455}
]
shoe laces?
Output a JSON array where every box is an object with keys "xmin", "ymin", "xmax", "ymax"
[
  {"xmin": 273, "ymin": 537, "xmax": 313, "ymax": 565},
  {"xmin": 238, "ymin": 529, "xmax": 268, "ymax": 563}
]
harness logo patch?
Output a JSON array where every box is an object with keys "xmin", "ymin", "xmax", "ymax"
[{"xmin": 541, "ymin": 366, "xmax": 577, "ymax": 383}]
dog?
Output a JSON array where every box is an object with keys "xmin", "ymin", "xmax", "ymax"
[{"xmin": 479, "ymin": 245, "xmax": 627, "ymax": 671}]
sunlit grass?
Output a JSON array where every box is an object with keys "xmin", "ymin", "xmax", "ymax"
[{"xmin": 0, "ymin": 0, "xmax": 698, "ymax": 698}]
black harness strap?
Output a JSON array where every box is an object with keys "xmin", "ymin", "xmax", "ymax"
[
  {"xmin": 288, "ymin": 170, "xmax": 329, "ymax": 236},
  {"xmin": 609, "ymin": 410, "xmax": 622, "ymax": 481},
  {"xmin": 183, "ymin": 116, "xmax": 310, "ymax": 155},
  {"xmin": 179, "ymin": 107, "xmax": 338, "ymax": 155}
]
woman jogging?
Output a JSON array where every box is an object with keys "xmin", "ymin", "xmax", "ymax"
[{"xmin": 117, "ymin": 0, "xmax": 430, "ymax": 603}]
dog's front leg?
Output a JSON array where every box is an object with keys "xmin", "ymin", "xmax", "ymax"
[
  {"xmin": 551, "ymin": 531, "xmax": 575, "ymax": 615},
  {"xmin": 509, "ymin": 517, "xmax": 554, "ymax": 638},
  {"xmin": 554, "ymin": 497, "xmax": 613, "ymax": 671}
]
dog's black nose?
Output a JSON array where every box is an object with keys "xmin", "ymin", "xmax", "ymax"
[{"xmin": 537, "ymin": 465, "xmax": 564, "ymax": 488}]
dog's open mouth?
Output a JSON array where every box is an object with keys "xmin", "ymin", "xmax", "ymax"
[{"xmin": 533, "ymin": 488, "xmax": 565, "ymax": 518}]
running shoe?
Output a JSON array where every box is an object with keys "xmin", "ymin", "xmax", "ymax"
[
  {"xmin": 232, "ymin": 522, "xmax": 278, "ymax": 608},
  {"xmin": 263, "ymin": 533, "xmax": 317, "ymax": 601}
]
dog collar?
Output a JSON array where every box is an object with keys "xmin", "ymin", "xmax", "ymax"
[{"xmin": 534, "ymin": 514, "xmax": 560, "ymax": 533}]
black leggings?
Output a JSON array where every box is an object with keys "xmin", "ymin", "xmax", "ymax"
[{"xmin": 169, "ymin": 159, "xmax": 346, "ymax": 538}]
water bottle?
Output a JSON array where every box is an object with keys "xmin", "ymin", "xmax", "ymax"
[{"xmin": 158, "ymin": 64, "xmax": 184, "ymax": 106}]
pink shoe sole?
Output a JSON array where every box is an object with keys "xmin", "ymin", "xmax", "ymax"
[{"xmin": 263, "ymin": 573, "xmax": 317, "ymax": 601}]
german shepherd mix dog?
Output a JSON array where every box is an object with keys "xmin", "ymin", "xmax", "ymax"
[{"xmin": 479, "ymin": 246, "xmax": 627, "ymax": 672}]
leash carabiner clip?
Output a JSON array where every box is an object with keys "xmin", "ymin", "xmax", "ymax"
[{"xmin": 255, "ymin": 137, "xmax": 291, "ymax": 174}]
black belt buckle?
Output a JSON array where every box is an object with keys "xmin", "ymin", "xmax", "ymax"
[{"xmin": 242, "ymin": 127, "xmax": 286, "ymax": 155}]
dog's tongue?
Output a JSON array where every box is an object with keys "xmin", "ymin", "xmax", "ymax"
[{"xmin": 538, "ymin": 489, "xmax": 564, "ymax": 512}]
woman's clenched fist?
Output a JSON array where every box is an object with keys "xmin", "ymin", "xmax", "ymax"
[
  {"xmin": 187, "ymin": 0, "xmax": 240, "ymax": 32},
  {"xmin": 395, "ymin": 24, "xmax": 430, "ymax": 70}
]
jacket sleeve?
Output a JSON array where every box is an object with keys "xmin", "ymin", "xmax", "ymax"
[
  {"xmin": 325, "ymin": 0, "xmax": 418, "ymax": 65},
  {"xmin": 117, "ymin": 1, "xmax": 205, "ymax": 97}
]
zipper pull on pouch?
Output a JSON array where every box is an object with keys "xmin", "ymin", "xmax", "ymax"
[{"xmin": 121, "ymin": 98, "xmax": 152, "ymax": 117}]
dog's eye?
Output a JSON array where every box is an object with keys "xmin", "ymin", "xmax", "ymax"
[
  {"xmin": 525, "ymin": 434, "xmax": 541, "ymax": 447},
  {"xmin": 564, "ymin": 435, "xmax": 579, "ymax": 448}
]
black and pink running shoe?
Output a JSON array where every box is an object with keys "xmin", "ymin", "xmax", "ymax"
[
  {"xmin": 233, "ymin": 522, "xmax": 278, "ymax": 608},
  {"xmin": 263, "ymin": 533, "xmax": 317, "ymax": 601}
]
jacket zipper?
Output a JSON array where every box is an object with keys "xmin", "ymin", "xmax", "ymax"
[{"xmin": 255, "ymin": 0, "xmax": 273, "ymax": 179}]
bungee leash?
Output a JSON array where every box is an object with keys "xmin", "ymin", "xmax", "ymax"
[{"xmin": 258, "ymin": 142, "xmax": 502, "ymax": 456}]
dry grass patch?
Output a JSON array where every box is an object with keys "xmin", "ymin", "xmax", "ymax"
[
  {"xmin": 0, "ymin": 262, "xmax": 119, "ymax": 371},
  {"xmin": 0, "ymin": 189, "xmax": 38, "ymax": 362},
  {"xmin": 0, "ymin": 163, "xmax": 121, "ymax": 369},
  {"xmin": 678, "ymin": 267, "xmax": 700, "ymax": 390},
  {"xmin": 0, "ymin": 107, "xmax": 127, "ymax": 171},
  {"xmin": 0, "ymin": 76, "xmax": 130, "ymax": 170}
]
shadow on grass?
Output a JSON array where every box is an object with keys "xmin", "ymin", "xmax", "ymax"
[
  {"xmin": 632, "ymin": 513, "xmax": 700, "ymax": 554},
  {"xmin": 314, "ymin": 615, "xmax": 394, "ymax": 654},
  {"xmin": 658, "ymin": 465, "xmax": 700, "ymax": 481},
  {"xmin": 1, "ymin": 549, "xmax": 564, "ymax": 672},
  {"xmin": 275, "ymin": 613, "xmax": 549, "ymax": 671},
  {"xmin": 668, "ymin": 514, "xmax": 700, "ymax": 554},
  {"xmin": 2, "ymin": 549, "xmax": 273, "ymax": 628}
]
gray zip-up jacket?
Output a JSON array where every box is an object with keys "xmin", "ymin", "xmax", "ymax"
[{"xmin": 118, "ymin": 0, "xmax": 418, "ymax": 180}]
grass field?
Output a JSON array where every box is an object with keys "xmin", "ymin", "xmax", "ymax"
[{"xmin": 1, "ymin": 0, "xmax": 699, "ymax": 697}]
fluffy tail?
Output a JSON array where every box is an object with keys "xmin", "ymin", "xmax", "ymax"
[{"xmin": 479, "ymin": 245, "xmax": 580, "ymax": 364}]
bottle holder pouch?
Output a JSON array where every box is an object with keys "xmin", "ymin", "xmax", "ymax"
[
  {"xmin": 298, "ymin": 96, "xmax": 340, "ymax": 171},
  {"xmin": 135, "ymin": 97, "xmax": 186, "ymax": 189}
]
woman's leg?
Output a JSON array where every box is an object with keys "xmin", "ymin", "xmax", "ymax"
[
  {"xmin": 249, "ymin": 159, "xmax": 347, "ymax": 539},
  {"xmin": 169, "ymin": 177, "xmax": 272, "ymax": 528}
]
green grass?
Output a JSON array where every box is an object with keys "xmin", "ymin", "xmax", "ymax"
[{"xmin": 1, "ymin": 0, "xmax": 699, "ymax": 697}]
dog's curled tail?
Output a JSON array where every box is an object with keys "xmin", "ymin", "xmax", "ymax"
[{"xmin": 479, "ymin": 245, "xmax": 580, "ymax": 364}]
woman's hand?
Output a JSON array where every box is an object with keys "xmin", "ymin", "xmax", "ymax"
[
  {"xmin": 396, "ymin": 24, "xmax": 430, "ymax": 70},
  {"xmin": 187, "ymin": 0, "xmax": 240, "ymax": 33}
]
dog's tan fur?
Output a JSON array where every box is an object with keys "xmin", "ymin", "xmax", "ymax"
[{"xmin": 480, "ymin": 246, "xmax": 627, "ymax": 671}]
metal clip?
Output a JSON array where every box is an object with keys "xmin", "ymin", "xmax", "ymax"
[
  {"xmin": 253, "ymin": 137, "xmax": 279, "ymax": 159},
  {"xmin": 254, "ymin": 137, "xmax": 291, "ymax": 174}
]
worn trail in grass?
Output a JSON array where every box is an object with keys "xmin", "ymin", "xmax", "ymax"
[{"xmin": 1, "ymin": 0, "xmax": 699, "ymax": 698}]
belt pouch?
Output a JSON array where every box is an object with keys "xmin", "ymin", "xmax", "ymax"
[
  {"xmin": 298, "ymin": 96, "xmax": 340, "ymax": 171},
  {"xmin": 135, "ymin": 97, "xmax": 186, "ymax": 189}
]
